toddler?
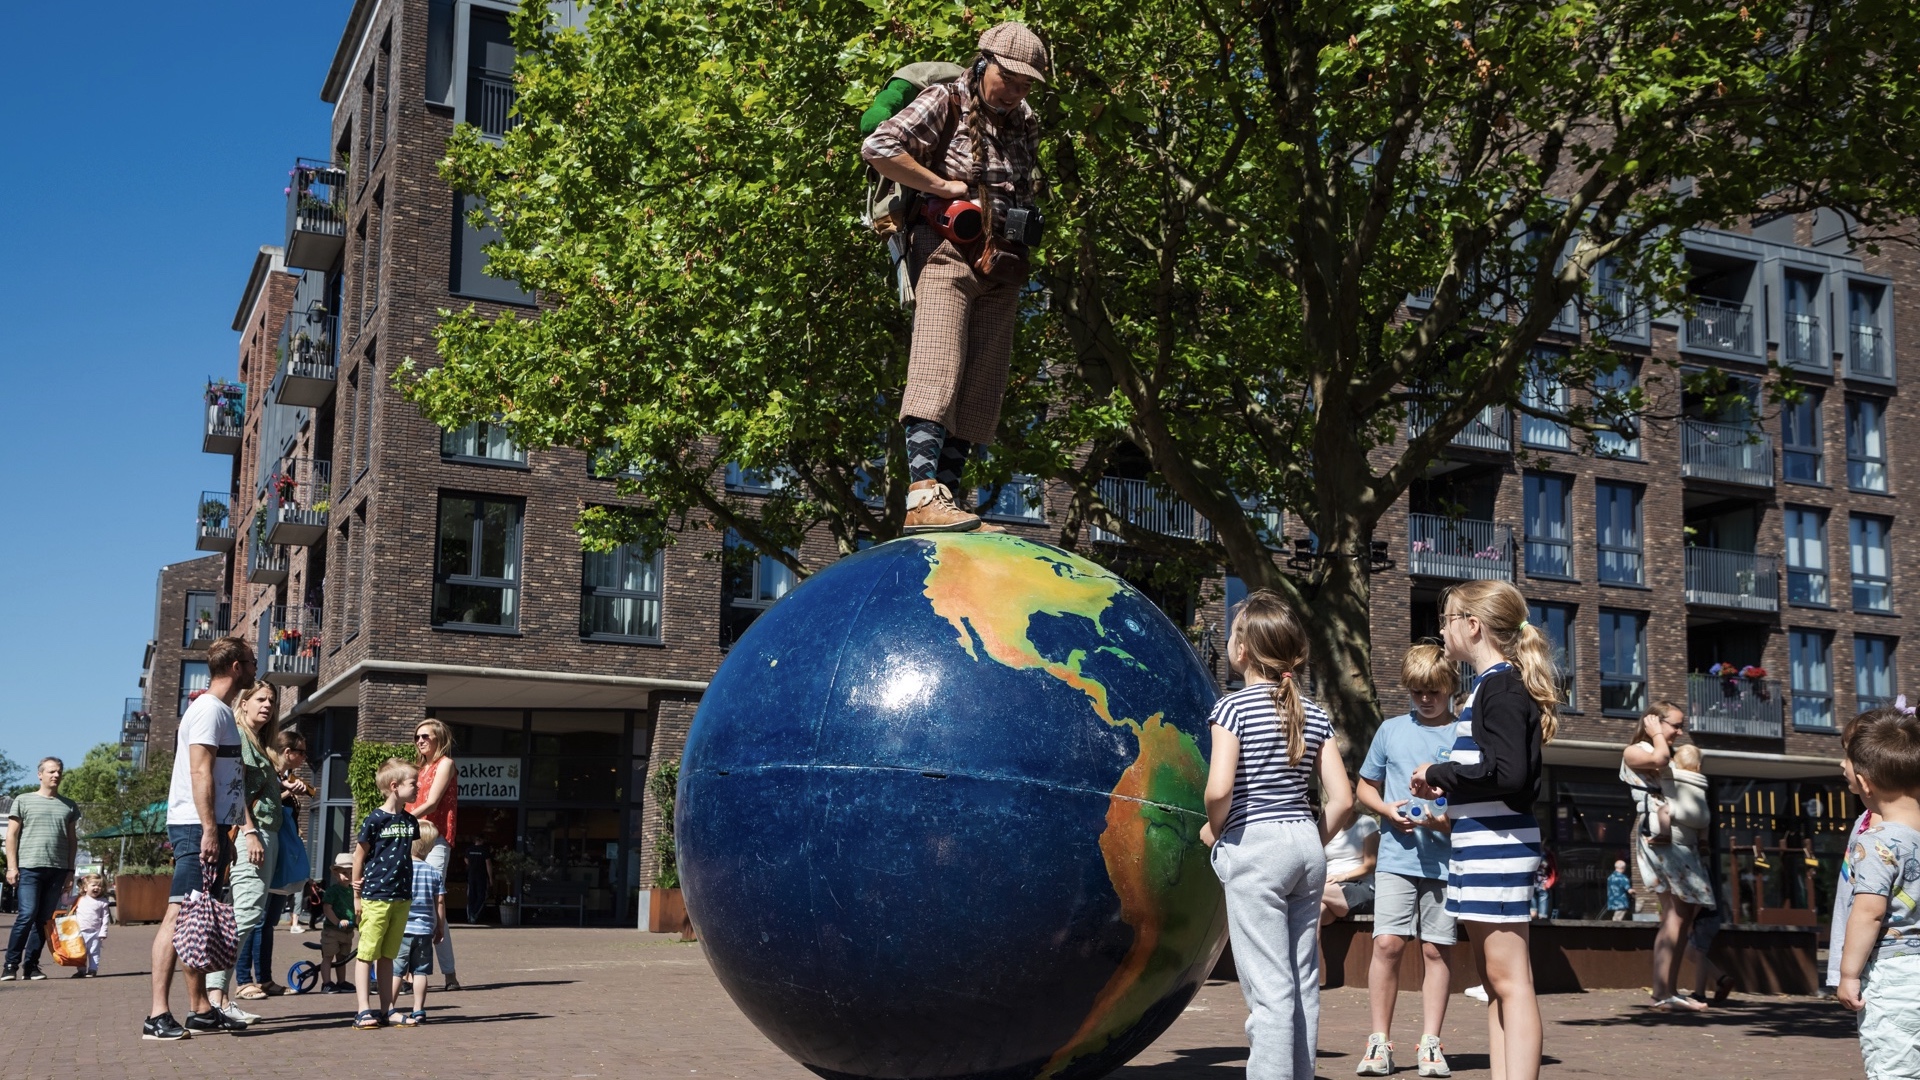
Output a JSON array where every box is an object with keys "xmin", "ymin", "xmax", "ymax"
[
  {"xmin": 72, "ymin": 874, "xmax": 110, "ymax": 977},
  {"xmin": 1835, "ymin": 706, "xmax": 1920, "ymax": 1078}
]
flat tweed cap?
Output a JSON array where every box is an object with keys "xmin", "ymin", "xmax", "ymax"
[{"xmin": 979, "ymin": 22, "xmax": 1049, "ymax": 83}]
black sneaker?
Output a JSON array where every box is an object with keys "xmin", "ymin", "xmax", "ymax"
[
  {"xmin": 142, "ymin": 1013, "xmax": 190, "ymax": 1041},
  {"xmin": 0, "ymin": 967, "xmax": 16, "ymax": 981},
  {"xmin": 22, "ymin": 967, "xmax": 46, "ymax": 981},
  {"xmin": 183, "ymin": 1008, "xmax": 246, "ymax": 1035},
  {"xmin": 70, "ymin": 969, "xmax": 87, "ymax": 978}
]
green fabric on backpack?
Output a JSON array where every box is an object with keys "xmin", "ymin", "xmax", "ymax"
[{"xmin": 860, "ymin": 79, "xmax": 917, "ymax": 137}]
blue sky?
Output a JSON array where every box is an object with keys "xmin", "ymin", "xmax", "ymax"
[{"xmin": 0, "ymin": 2, "xmax": 351, "ymax": 776}]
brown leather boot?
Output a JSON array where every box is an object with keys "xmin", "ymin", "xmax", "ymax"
[{"xmin": 904, "ymin": 480, "xmax": 982, "ymax": 534}]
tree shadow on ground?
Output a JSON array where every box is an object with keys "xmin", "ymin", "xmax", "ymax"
[
  {"xmin": 1554, "ymin": 998, "xmax": 1856, "ymax": 1040},
  {"xmin": 1109, "ymin": 1045, "xmax": 1246, "ymax": 1077},
  {"xmin": 253, "ymin": 1010, "xmax": 545, "ymax": 1035}
]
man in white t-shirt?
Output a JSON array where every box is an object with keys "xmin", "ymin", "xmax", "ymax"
[{"xmin": 143, "ymin": 636, "xmax": 254, "ymax": 1042}]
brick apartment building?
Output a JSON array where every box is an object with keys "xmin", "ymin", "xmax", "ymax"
[
  {"xmin": 126, "ymin": 553, "xmax": 228, "ymax": 765},
  {"xmin": 137, "ymin": 0, "xmax": 1911, "ymax": 926}
]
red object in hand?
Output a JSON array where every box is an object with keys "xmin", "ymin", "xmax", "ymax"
[{"xmin": 924, "ymin": 198, "xmax": 984, "ymax": 245}]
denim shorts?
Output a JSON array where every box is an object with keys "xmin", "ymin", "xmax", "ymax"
[
  {"xmin": 167, "ymin": 824, "xmax": 235, "ymax": 904},
  {"xmin": 397, "ymin": 932, "xmax": 435, "ymax": 977}
]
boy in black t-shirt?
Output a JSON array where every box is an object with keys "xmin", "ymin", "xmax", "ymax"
[{"xmin": 350, "ymin": 759, "xmax": 420, "ymax": 1028}]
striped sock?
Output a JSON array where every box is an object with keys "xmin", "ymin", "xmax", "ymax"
[{"xmin": 904, "ymin": 418, "xmax": 945, "ymax": 484}]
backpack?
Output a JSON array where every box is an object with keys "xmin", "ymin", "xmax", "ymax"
[{"xmin": 861, "ymin": 62, "xmax": 967, "ymax": 309}]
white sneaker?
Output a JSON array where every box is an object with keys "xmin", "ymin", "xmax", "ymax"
[
  {"xmin": 1418, "ymin": 1034, "xmax": 1452, "ymax": 1077},
  {"xmin": 1464, "ymin": 984, "xmax": 1489, "ymax": 1003},
  {"xmin": 220, "ymin": 1002, "xmax": 262, "ymax": 1025},
  {"xmin": 1356, "ymin": 1033, "xmax": 1393, "ymax": 1076}
]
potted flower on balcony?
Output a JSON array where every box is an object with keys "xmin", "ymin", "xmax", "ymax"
[
  {"xmin": 194, "ymin": 609, "xmax": 213, "ymax": 638},
  {"xmin": 270, "ymin": 472, "xmax": 298, "ymax": 508},
  {"xmin": 272, "ymin": 627, "xmax": 302, "ymax": 656},
  {"xmin": 198, "ymin": 499, "xmax": 228, "ymax": 529}
]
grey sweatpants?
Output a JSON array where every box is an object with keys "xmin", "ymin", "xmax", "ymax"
[{"xmin": 1211, "ymin": 820, "xmax": 1327, "ymax": 1080}]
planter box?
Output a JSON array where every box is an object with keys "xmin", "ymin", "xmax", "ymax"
[
  {"xmin": 646, "ymin": 887, "xmax": 685, "ymax": 934},
  {"xmin": 114, "ymin": 874, "xmax": 171, "ymax": 924}
]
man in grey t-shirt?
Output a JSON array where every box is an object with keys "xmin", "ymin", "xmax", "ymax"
[{"xmin": 3, "ymin": 757, "xmax": 80, "ymax": 980}]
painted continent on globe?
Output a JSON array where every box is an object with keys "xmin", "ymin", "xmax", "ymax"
[{"xmin": 678, "ymin": 531, "xmax": 1228, "ymax": 1080}]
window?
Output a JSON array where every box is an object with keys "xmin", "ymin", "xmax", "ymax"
[
  {"xmin": 359, "ymin": 353, "xmax": 377, "ymax": 479},
  {"xmin": 433, "ymin": 495, "xmax": 522, "ymax": 630},
  {"xmin": 1592, "ymin": 364, "xmax": 1640, "ymax": 459},
  {"xmin": 451, "ymin": 192, "xmax": 535, "ymax": 305},
  {"xmin": 442, "ymin": 420, "xmax": 527, "ymax": 465},
  {"xmin": 1856, "ymin": 635, "xmax": 1897, "ymax": 713},
  {"xmin": 582, "ymin": 540, "xmax": 664, "ymax": 643},
  {"xmin": 1779, "ymin": 390, "xmax": 1824, "ymax": 484},
  {"xmin": 1527, "ymin": 601, "xmax": 1577, "ymax": 711},
  {"xmin": 1790, "ymin": 628, "xmax": 1834, "ymax": 730},
  {"xmin": 1520, "ymin": 350, "xmax": 1571, "ymax": 450},
  {"xmin": 466, "ymin": 7, "xmax": 518, "ymax": 138},
  {"xmin": 426, "ymin": 0, "xmax": 455, "ymax": 104},
  {"xmin": 1784, "ymin": 507, "xmax": 1830, "ymax": 606},
  {"xmin": 1851, "ymin": 514, "xmax": 1893, "ymax": 612},
  {"xmin": 1847, "ymin": 397, "xmax": 1889, "ymax": 492},
  {"xmin": 722, "ymin": 531, "xmax": 797, "ymax": 646},
  {"xmin": 1782, "ymin": 271, "xmax": 1822, "ymax": 368},
  {"xmin": 724, "ymin": 463, "xmax": 791, "ymax": 494},
  {"xmin": 1598, "ymin": 609, "xmax": 1648, "ymax": 715},
  {"xmin": 1594, "ymin": 481, "xmax": 1643, "ymax": 585},
  {"xmin": 590, "ymin": 445, "xmax": 645, "ymax": 479},
  {"xmin": 183, "ymin": 591, "xmax": 217, "ymax": 646},
  {"xmin": 978, "ymin": 475, "xmax": 1045, "ymax": 522},
  {"xmin": 1523, "ymin": 472, "xmax": 1574, "ymax": 578},
  {"xmin": 179, "ymin": 661, "xmax": 210, "ymax": 718}
]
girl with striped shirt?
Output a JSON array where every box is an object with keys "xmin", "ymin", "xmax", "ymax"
[
  {"xmin": 1202, "ymin": 590, "xmax": 1355, "ymax": 1080},
  {"xmin": 1411, "ymin": 580, "xmax": 1557, "ymax": 1080}
]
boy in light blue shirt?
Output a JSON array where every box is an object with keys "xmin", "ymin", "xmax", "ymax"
[
  {"xmin": 394, "ymin": 822, "xmax": 447, "ymax": 1026},
  {"xmin": 1352, "ymin": 644, "xmax": 1460, "ymax": 1078}
]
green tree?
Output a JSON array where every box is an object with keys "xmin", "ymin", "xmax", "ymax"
[
  {"xmin": 407, "ymin": 0, "xmax": 1920, "ymax": 740},
  {"xmin": 0, "ymin": 750, "xmax": 23, "ymax": 795}
]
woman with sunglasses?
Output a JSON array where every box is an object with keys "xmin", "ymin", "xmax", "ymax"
[{"xmin": 406, "ymin": 719, "xmax": 461, "ymax": 990}]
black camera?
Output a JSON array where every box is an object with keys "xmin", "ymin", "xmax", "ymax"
[{"xmin": 1000, "ymin": 205, "xmax": 1044, "ymax": 247}]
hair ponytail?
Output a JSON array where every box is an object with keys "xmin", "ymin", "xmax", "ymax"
[
  {"xmin": 1229, "ymin": 590, "xmax": 1312, "ymax": 765},
  {"xmin": 1444, "ymin": 579, "xmax": 1561, "ymax": 743}
]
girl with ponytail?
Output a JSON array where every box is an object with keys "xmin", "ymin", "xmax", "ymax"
[
  {"xmin": 1202, "ymin": 589, "xmax": 1354, "ymax": 1080},
  {"xmin": 1412, "ymin": 580, "xmax": 1557, "ymax": 1080}
]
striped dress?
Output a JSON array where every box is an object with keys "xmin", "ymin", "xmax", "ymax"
[{"xmin": 1443, "ymin": 662, "xmax": 1545, "ymax": 923}]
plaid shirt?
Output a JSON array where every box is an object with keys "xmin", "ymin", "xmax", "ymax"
[{"xmin": 861, "ymin": 79, "xmax": 1039, "ymax": 214}]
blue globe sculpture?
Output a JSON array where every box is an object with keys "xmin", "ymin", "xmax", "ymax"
[{"xmin": 678, "ymin": 532, "xmax": 1228, "ymax": 1080}]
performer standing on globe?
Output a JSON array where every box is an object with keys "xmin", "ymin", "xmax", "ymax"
[
  {"xmin": 860, "ymin": 22, "xmax": 1049, "ymax": 534},
  {"xmin": 1201, "ymin": 590, "xmax": 1354, "ymax": 1080},
  {"xmin": 1413, "ymin": 580, "xmax": 1559, "ymax": 1080}
]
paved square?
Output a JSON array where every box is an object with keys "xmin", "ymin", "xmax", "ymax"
[{"xmin": 0, "ymin": 918, "xmax": 1863, "ymax": 1079}]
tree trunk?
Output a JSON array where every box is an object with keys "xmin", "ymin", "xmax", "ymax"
[{"xmin": 1305, "ymin": 515, "xmax": 1385, "ymax": 754}]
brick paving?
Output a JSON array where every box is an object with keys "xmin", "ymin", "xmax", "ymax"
[{"xmin": 0, "ymin": 917, "xmax": 1862, "ymax": 1079}]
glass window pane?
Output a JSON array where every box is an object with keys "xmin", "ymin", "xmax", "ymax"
[
  {"xmin": 584, "ymin": 549, "xmax": 617, "ymax": 589},
  {"xmin": 438, "ymin": 497, "xmax": 475, "ymax": 576}
]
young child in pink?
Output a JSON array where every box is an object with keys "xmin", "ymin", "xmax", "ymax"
[{"xmin": 72, "ymin": 874, "xmax": 110, "ymax": 977}]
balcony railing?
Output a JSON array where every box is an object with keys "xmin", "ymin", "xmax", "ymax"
[
  {"xmin": 121, "ymin": 697, "xmax": 150, "ymax": 739},
  {"xmin": 1781, "ymin": 312, "xmax": 1822, "ymax": 369},
  {"xmin": 264, "ymin": 459, "xmax": 331, "ymax": 546},
  {"xmin": 1680, "ymin": 420, "xmax": 1773, "ymax": 488},
  {"xmin": 1687, "ymin": 673, "xmax": 1784, "ymax": 739},
  {"xmin": 1683, "ymin": 296, "xmax": 1757, "ymax": 355},
  {"xmin": 186, "ymin": 602, "xmax": 232, "ymax": 650},
  {"xmin": 247, "ymin": 514, "xmax": 290, "ymax": 584},
  {"xmin": 284, "ymin": 158, "xmax": 347, "ymax": 271},
  {"xmin": 1684, "ymin": 547, "xmax": 1780, "ymax": 612},
  {"xmin": 273, "ymin": 307, "xmax": 340, "ymax": 408},
  {"xmin": 1407, "ymin": 403, "xmax": 1511, "ymax": 453},
  {"xmin": 1849, "ymin": 323, "xmax": 1892, "ymax": 380},
  {"xmin": 1407, "ymin": 514, "xmax": 1515, "ymax": 582},
  {"xmin": 472, "ymin": 71, "xmax": 519, "ymax": 138},
  {"xmin": 196, "ymin": 491, "xmax": 235, "ymax": 552},
  {"xmin": 1591, "ymin": 284, "xmax": 1650, "ymax": 341},
  {"xmin": 1089, "ymin": 477, "xmax": 1212, "ymax": 544},
  {"xmin": 203, "ymin": 382, "xmax": 245, "ymax": 455},
  {"xmin": 260, "ymin": 604, "xmax": 323, "ymax": 686}
]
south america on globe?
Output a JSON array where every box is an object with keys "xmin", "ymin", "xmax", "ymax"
[{"xmin": 678, "ymin": 531, "xmax": 1228, "ymax": 1080}]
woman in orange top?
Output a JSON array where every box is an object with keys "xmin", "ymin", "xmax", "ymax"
[{"xmin": 406, "ymin": 718, "xmax": 461, "ymax": 990}]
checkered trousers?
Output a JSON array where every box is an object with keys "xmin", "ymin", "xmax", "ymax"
[{"xmin": 900, "ymin": 224, "xmax": 1030, "ymax": 446}]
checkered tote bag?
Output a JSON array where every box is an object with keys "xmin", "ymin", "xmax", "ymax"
[{"xmin": 173, "ymin": 859, "xmax": 238, "ymax": 973}]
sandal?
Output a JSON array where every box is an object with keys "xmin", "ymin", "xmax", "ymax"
[
  {"xmin": 387, "ymin": 1010, "xmax": 409, "ymax": 1027},
  {"xmin": 404, "ymin": 1010, "xmax": 425, "ymax": 1026},
  {"xmin": 235, "ymin": 984, "xmax": 268, "ymax": 1000},
  {"xmin": 1713, "ymin": 973, "xmax": 1735, "ymax": 1005},
  {"xmin": 353, "ymin": 1010, "xmax": 381, "ymax": 1030}
]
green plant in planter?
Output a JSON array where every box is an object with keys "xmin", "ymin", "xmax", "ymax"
[
  {"xmin": 199, "ymin": 500, "xmax": 228, "ymax": 528},
  {"xmin": 647, "ymin": 761, "xmax": 679, "ymax": 889}
]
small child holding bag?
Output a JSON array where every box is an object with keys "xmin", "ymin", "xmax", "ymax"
[{"xmin": 72, "ymin": 874, "xmax": 110, "ymax": 976}]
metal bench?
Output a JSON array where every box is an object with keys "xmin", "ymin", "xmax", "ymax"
[{"xmin": 520, "ymin": 881, "xmax": 587, "ymax": 926}]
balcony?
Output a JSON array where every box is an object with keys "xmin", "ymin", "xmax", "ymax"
[
  {"xmin": 273, "ymin": 307, "xmax": 339, "ymax": 408},
  {"xmin": 1781, "ymin": 312, "xmax": 1823, "ymax": 370},
  {"xmin": 1686, "ymin": 673, "xmax": 1784, "ymax": 739},
  {"xmin": 472, "ymin": 71, "xmax": 519, "ymax": 139},
  {"xmin": 1683, "ymin": 296, "xmax": 1757, "ymax": 356},
  {"xmin": 121, "ymin": 697, "xmax": 149, "ymax": 740},
  {"xmin": 1591, "ymin": 284, "xmax": 1650, "ymax": 342},
  {"xmin": 246, "ymin": 515, "xmax": 290, "ymax": 585},
  {"xmin": 203, "ymin": 382, "xmax": 245, "ymax": 454},
  {"xmin": 1089, "ymin": 477, "xmax": 1212, "ymax": 544},
  {"xmin": 1679, "ymin": 420, "xmax": 1773, "ymax": 488},
  {"xmin": 1407, "ymin": 513, "xmax": 1515, "ymax": 582},
  {"xmin": 1407, "ymin": 403, "xmax": 1511, "ymax": 454},
  {"xmin": 195, "ymin": 491, "xmax": 235, "ymax": 551},
  {"xmin": 264, "ymin": 459, "xmax": 331, "ymax": 546},
  {"xmin": 260, "ymin": 604, "xmax": 323, "ymax": 686},
  {"xmin": 186, "ymin": 602, "xmax": 231, "ymax": 650},
  {"xmin": 1849, "ymin": 323, "xmax": 1893, "ymax": 381},
  {"xmin": 1684, "ymin": 547, "xmax": 1780, "ymax": 613},
  {"xmin": 284, "ymin": 159, "xmax": 347, "ymax": 271}
]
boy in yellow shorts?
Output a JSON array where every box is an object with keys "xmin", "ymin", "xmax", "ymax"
[{"xmin": 350, "ymin": 758, "xmax": 420, "ymax": 1028}]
